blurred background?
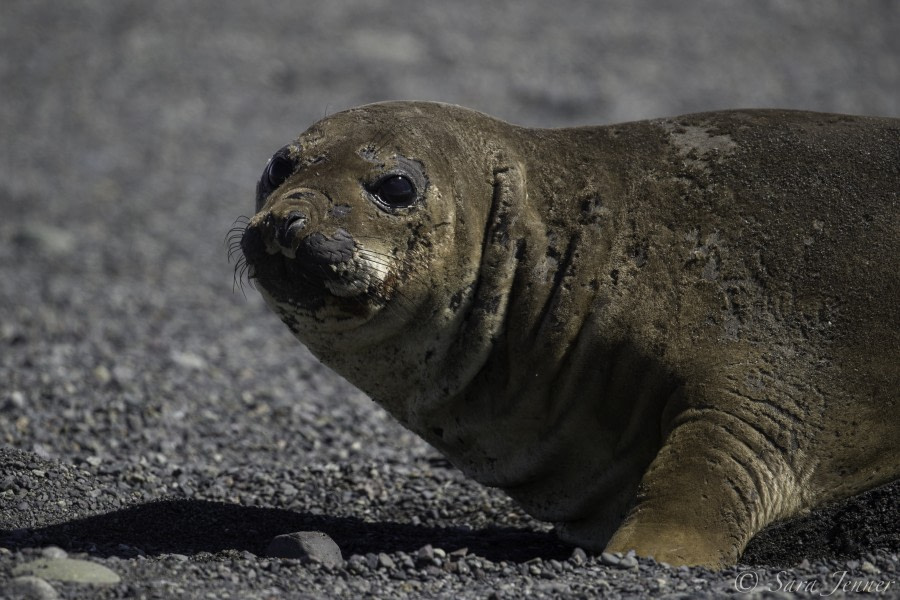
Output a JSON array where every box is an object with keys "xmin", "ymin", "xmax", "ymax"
[{"xmin": 1, "ymin": 0, "xmax": 898, "ymax": 471}]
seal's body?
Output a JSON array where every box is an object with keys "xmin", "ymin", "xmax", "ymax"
[{"xmin": 238, "ymin": 102, "xmax": 899, "ymax": 567}]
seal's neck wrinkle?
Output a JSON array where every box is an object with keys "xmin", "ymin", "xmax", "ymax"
[{"xmin": 429, "ymin": 165, "xmax": 527, "ymax": 405}]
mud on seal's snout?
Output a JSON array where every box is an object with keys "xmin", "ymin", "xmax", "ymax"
[{"xmin": 297, "ymin": 229, "xmax": 357, "ymax": 265}]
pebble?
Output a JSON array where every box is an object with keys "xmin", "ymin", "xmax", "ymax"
[
  {"xmin": 377, "ymin": 553, "xmax": 395, "ymax": 570},
  {"xmin": 169, "ymin": 350, "xmax": 208, "ymax": 371},
  {"xmin": 416, "ymin": 544, "xmax": 435, "ymax": 567},
  {"xmin": 15, "ymin": 222, "xmax": 76, "ymax": 256},
  {"xmin": 40, "ymin": 546, "xmax": 68, "ymax": 560},
  {"xmin": 5, "ymin": 390, "xmax": 26, "ymax": 409},
  {"xmin": 12, "ymin": 558, "xmax": 121, "ymax": 584},
  {"xmin": 600, "ymin": 552, "xmax": 621, "ymax": 566},
  {"xmin": 618, "ymin": 555, "xmax": 639, "ymax": 569},
  {"xmin": 861, "ymin": 560, "xmax": 880, "ymax": 574},
  {"xmin": 264, "ymin": 531, "xmax": 343, "ymax": 568},
  {"xmin": 7, "ymin": 576, "xmax": 60, "ymax": 600}
]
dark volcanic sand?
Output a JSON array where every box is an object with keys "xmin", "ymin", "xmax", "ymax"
[{"xmin": 2, "ymin": 1, "xmax": 898, "ymax": 598}]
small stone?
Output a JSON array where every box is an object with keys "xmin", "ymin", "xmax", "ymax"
[
  {"xmin": 16, "ymin": 222, "xmax": 76, "ymax": 256},
  {"xmin": 170, "ymin": 350, "xmax": 207, "ymax": 370},
  {"xmin": 93, "ymin": 365, "xmax": 112, "ymax": 384},
  {"xmin": 265, "ymin": 532, "xmax": 343, "ymax": 568},
  {"xmin": 537, "ymin": 582, "xmax": 572, "ymax": 595},
  {"xmin": 40, "ymin": 547, "xmax": 68, "ymax": 559},
  {"xmin": 618, "ymin": 555, "xmax": 639, "ymax": 569},
  {"xmin": 861, "ymin": 560, "xmax": 880, "ymax": 575},
  {"xmin": 347, "ymin": 555, "xmax": 368, "ymax": 573},
  {"xmin": 8, "ymin": 576, "xmax": 60, "ymax": 600},
  {"xmin": 5, "ymin": 390, "xmax": 26, "ymax": 409},
  {"xmin": 570, "ymin": 547, "xmax": 588, "ymax": 565},
  {"xmin": 111, "ymin": 364, "xmax": 135, "ymax": 384},
  {"xmin": 600, "ymin": 552, "xmax": 621, "ymax": 566},
  {"xmin": 377, "ymin": 553, "xmax": 395, "ymax": 570},
  {"xmin": 415, "ymin": 545, "xmax": 435, "ymax": 568},
  {"xmin": 13, "ymin": 558, "xmax": 121, "ymax": 584},
  {"xmin": 280, "ymin": 483, "xmax": 299, "ymax": 496}
]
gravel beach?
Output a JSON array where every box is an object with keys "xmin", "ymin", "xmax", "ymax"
[{"xmin": 2, "ymin": 1, "xmax": 898, "ymax": 598}]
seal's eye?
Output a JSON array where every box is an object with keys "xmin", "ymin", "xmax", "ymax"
[
  {"xmin": 374, "ymin": 175, "xmax": 417, "ymax": 208},
  {"xmin": 264, "ymin": 152, "xmax": 295, "ymax": 191},
  {"xmin": 256, "ymin": 146, "xmax": 297, "ymax": 211}
]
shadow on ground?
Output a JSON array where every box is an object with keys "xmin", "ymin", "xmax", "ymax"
[
  {"xmin": 2, "ymin": 478, "xmax": 898, "ymax": 568},
  {"xmin": 0, "ymin": 498, "xmax": 574, "ymax": 563}
]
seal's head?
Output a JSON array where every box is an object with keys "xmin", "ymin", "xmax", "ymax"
[
  {"xmin": 240, "ymin": 132, "xmax": 432, "ymax": 324},
  {"xmin": 235, "ymin": 102, "xmax": 520, "ymax": 397}
]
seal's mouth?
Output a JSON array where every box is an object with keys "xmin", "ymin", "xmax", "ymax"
[{"xmin": 233, "ymin": 217, "xmax": 390, "ymax": 317}]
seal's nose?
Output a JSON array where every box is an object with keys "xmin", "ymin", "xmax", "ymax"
[{"xmin": 276, "ymin": 211, "xmax": 307, "ymax": 249}]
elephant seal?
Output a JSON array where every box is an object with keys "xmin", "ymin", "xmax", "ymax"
[{"xmin": 236, "ymin": 101, "xmax": 899, "ymax": 568}]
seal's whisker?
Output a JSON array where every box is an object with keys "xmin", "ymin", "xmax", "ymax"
[
  {"xmin": 227, "ymin": 239, "xmax": 245, "ymax": 263},
  {"xmin": 367, "ymin": 129, "xmax": 397, "ymax": 159},
  {"xmin": 354, "ymin": 250, "xmax": 422, "ymax": 319},
  {"xmin": 225, "ymin": 216, "xmax": 252, "ymax": 263},
  {"xmin": 231, "ymin": 253, "xmax": 254, "ymax": 297},
  {"xmin": 356, "ymin": 250, "xmax": 430, "ymax": 295},
  {"xmin": 225, "ymin": 216, "xmax": 250, "ymax": 236},
  {"xmin": 352, "ymin": 239, "xmax": 430, "ymax": 265},
  {"xmin": 354, "ymin": 245, "xmax": 429, "ymax": 280}
]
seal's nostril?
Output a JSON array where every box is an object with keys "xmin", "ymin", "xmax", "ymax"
[
  {"xmin": 277, "ymin": 211, "xmax": 307, "ymax": 247},
  {"xmin": 285, "ymin": 211, "xmax": 307, "ymax": 230}
]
